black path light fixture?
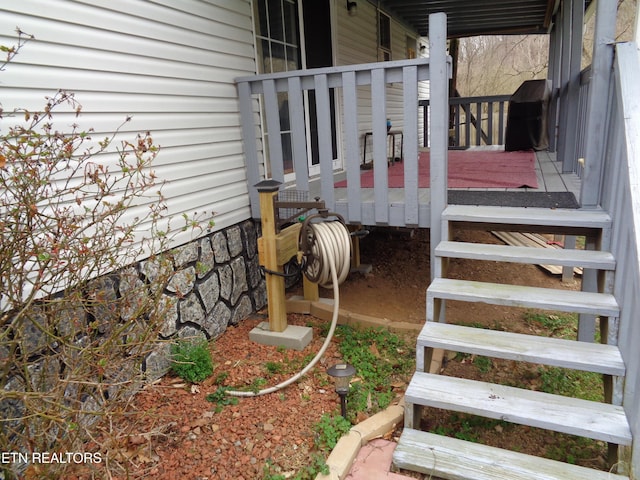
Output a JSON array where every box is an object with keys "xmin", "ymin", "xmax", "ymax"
[
  {"xmin": 346, "ymin": 0, "xmax": 358, "ymax": 16},
  {"xmin": 327, "ymin": 363, "xmax": 356, "ymax": 418}
]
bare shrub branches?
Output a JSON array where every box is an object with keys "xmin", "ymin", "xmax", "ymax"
[{"xmin": 0, "ymin": 30, "xmax": 203, "ymax": 478}]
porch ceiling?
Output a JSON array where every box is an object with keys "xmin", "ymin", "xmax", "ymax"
[{"xmin": 379, "ymin": 0, "xmax": 562, "ymax": 38}]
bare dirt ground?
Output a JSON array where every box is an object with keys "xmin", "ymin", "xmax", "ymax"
[
  {"xmin": 334, "ymin": 226, "xmax": 580, "ymax": 327},
  {"xmin": 68, "ymin": 227, "xmax": 610, "ymax": 480}
]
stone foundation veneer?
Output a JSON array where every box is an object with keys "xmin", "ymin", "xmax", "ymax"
[
  {"xmin": 2, "ymin": 219, "xmax": 266, "ymax": 400},
  {"xmin": 143, "ymin": 219, "xmax": 266, "ymax": 380},
  {"xmin": 0, "ymin": 220, "xmax": 266, "ymax": 472}
]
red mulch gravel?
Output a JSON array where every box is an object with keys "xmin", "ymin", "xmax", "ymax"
[{"xmin": 70, "ymin": 313, "xmax": 345, "ymax": 480}]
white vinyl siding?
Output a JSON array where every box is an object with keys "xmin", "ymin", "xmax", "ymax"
[
  {"xmin": 333, "ymin": 1, "xmax": 429, "ymax": 162},
  {"xmin": 0, "ymin": 0, "xmax": 257, "ymax": 249},
  {"xmin": 335, "ymin": 0, "xmax": 378, "ymax": 65}
]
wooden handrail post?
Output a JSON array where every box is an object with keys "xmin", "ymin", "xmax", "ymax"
[
  {"xmin": 428, "ymin": 12, "xmax": 450, "ymax": 279},
  {"xmin": 256, "ymin": 180, "xmax": 288, "ymax": 333},
  {"xmin": 253, "ymin": 180, "xmax": 315, "ymax": 350}
]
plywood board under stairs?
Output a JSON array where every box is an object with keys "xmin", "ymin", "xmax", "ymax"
[{"xmin": 492, "ymin": 231, "xmax": 583, "ymax": 275}]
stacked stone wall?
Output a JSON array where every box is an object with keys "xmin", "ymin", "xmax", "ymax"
[
  {"xmin": 0, "ymin": 220, "xmax": 266, "ymax": 436},
  {"xmin": 142, "ymin": 219, "xmax": 266, "ymax": 379}
]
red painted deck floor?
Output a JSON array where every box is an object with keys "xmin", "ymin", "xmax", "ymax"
[{"xmin": 345, "ymin": 439, "xmax": 416, "ymax": 480}]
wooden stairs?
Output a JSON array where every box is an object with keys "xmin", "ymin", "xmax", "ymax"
[{"xmin": 393, "ymin": 205, "xmax": 631, "ymax": 480}]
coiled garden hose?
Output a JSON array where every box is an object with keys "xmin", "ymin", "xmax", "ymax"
[{"xmin": 225, "ymin": 219, "xmax": 351, "ymax": 398}]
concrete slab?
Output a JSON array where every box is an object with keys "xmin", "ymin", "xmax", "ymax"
[
  {"xmin": 350, "ymin": 263, "xmax": 372, "ymax": 275},
  {"xmin": 248, "ymin": 321, "xmax": 313, "ymax": 350},
  {"xmin": 345, "ymin": 439, "xmax": 416, "ymax": 480}
]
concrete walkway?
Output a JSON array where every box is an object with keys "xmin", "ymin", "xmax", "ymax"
[{"xmin": 345, "ymin": 438, "xmax": 416, "ymax": 479}]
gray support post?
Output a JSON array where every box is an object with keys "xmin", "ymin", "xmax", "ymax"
[
  {"xmin": 556, "ymin": 0, "xmax": 572, "ymax": 170},
  {"xmin": 547, "ymin": 19, "xmax": 561, "ymax": 152},
  {"xmin": 560, "ymin": 0, "xmax": 585, "ymax": 174},
  {"xmin": 372, "ymin": 67, "xmax": 389, "ymax": 224},
  {"xmin": 342, "ymin": 71, "xmax": 363, "ymax": 224},
  {"xmin": 263, "ymin": 79, "xmax": 285, "ymax": 183},
  {"xmin": 561, "ymin": 235, "xmax": 576, "ymax": 283},
  {"xmin": 498, "ymin": 101, "xmax": 505, "ymax": 144},
  {"xmin": 288, "ymin": 77, "xmax": 309, "ymax": 191},
  {"xmin": 580, "ymin": 0, "xmax": 617, "ymax": 207},
  {"xmin": 237, "ymin": 81, "xmax": 262, "ymax": 218},
  {"xmin": 578, "ymin": 235, "xmax": 598, "ymax": 343},
  {"xmin": 428, "ymin": 12, "xmax": 449, "ymax": 281},
  {"xmin": 314, "ymin": 73, "xmax": 336, "ymax": 211},
  {"xmin": 403, "ymin": 65, "xmax": 419, "ymax": 226}
]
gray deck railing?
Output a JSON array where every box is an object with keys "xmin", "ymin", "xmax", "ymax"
[
  {"xmin": 563, "ymin": 65, "xmax": 591, "ymax": 177},
  {"xmin": 600, "ymin": 42, "xmax": 640, "ymax": 478},
  {"xmin": 236, "ymin": 58, "xmax": 428, "ymax": 225},
  {"xmin": 236, "ymin": 13, "xmax": 450, "ymax": 229},
  {"xmin": 420, "ymin": 94, "xmax": 511, "ymax": 149}
]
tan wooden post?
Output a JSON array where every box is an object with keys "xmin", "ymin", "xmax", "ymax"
[
  {"xmin": 349, "ymin": 225, "xmax": 372, "ymax": 275},
  {"xmin": 351, "ymin": 232, "xmax": 362, "ymax": 271},
  {"xmin": 256, "ymin": 180, "xmax": 287, "ymax": 332},
  {"xmin": 302, "ymin": 276, "xmax": 319, "ymax": 302}
]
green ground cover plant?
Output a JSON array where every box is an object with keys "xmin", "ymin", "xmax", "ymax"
[
  {"xmin": 314, "ymin": 413, "xmax": 352, "ymax": 450},
  {"xmin": 260, "ymin": 323, "xmax": 414, "ymax": 480},
  {"xmin": 334, "ymin": 324, "xmax": 415, "ymax": 421},
  {"xmin": 524, "ymin": 311, "xmax": 578, "ymax": 338},
  {"xmin": 171, "ymin": 339, "xmax": 214, "ymax": 383}
]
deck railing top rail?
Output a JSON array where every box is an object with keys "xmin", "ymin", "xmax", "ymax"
[{"xmin": 236, "ymin": 57, "xmax": 431, "ymax": 92}]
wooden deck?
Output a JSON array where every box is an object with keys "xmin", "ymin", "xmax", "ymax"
[{"xmin": 300, "ymin": 148, "xmax": 582, "ymax": 228}]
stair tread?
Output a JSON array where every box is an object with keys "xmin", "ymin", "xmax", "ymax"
[
  {"xmin": 393, "ymin": 428, "xmax": 629, "ymax": 480},
  {"xmin": 406, "ymin": 372, "xmax": 631, "ymax": 444},
  {"xmin": 435, "ymin": 241, "xmax": 616, "ymax": 269},
  {"xmin": 442, "ymin": 205, "xmax": 611, "ymax": 228},
  {"xmin": 428, "ymin": 278, "xmax": 619, "ymax": 317},
  {"xmin": 418, "ymin": 322, "xmax": 625, "ymax": 375}
]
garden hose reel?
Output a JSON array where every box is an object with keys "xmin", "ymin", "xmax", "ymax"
[
  {"xmin": 253, "ymin": 181, "xmax": 366, "ymax": 352},
  {"xmin": 237, "ymin": 184, "xmax": 359, "ymax": 396},
  {"xmin": 297, "ymin": 210, "xmax": 352, "ymax": 289}
]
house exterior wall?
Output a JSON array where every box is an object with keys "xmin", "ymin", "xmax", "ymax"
[
  {"xmin": 137, "ymin": 220, "xmax": 266, "ymax": 379},
  {"xmin": 333, "ymin": 0, "xmax": 429, "ymax": 162},
  {"xmin": 0, "ymin": 1, "xmax": 266, "ymax": 391},
  {"xmin": 0, "ymin": 0, "xmax": 426, "ymax": 345},
  {"xmin": 0, "ymin": 0, "xmax": 257, "ymax": 243}
]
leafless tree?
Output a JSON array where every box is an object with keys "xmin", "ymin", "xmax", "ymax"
[{"xmin": 456, "ymin": 0, "xmax": 637, "ymax": 96}]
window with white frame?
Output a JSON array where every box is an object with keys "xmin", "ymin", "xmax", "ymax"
[
  {"xmin": 254, "ymin": 0, "xmax": 301, "ymax": 176},
  {"xmin": 254, "ymin": 0, "xmax": 300, "ymax": 74},
  {"xmin": 378, "ymin": 11, "xmax": 391, "ymax": 61}
]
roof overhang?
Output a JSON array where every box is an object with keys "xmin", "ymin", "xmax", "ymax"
[{"xmin": 377, "ymin": 0, "xmax": 564, "ymax": 38}]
